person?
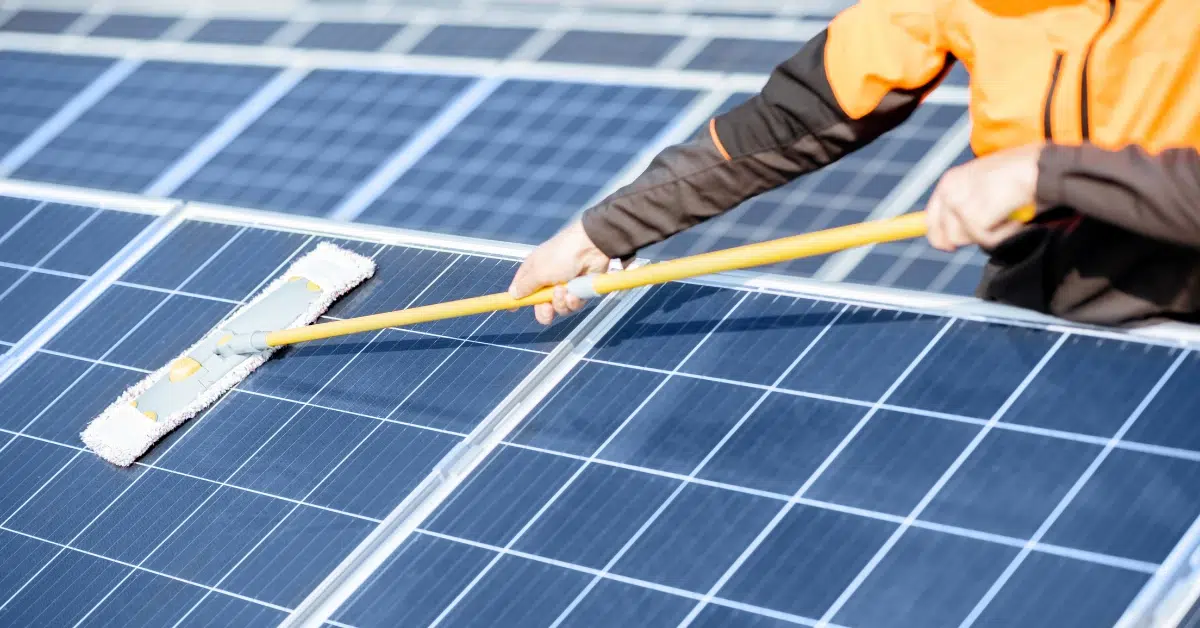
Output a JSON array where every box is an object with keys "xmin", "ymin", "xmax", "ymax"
[{"xmin": 508, "ymin": 0, "xmax": 1200, "ymax": 328}]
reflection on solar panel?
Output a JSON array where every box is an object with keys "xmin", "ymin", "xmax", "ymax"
[
  {"xmin": 357, "ymin": 80, "xmax": 698, "ymax": 243},
  {"xmin": 0, "ymin": 196, "xmax": 154, "ymax": 352},
  {"xmin": 173, "ymin": 70, "xmax": 474, "ymax": 216},
  {"xmin": 13, "ymin": 62, "xmax": 277, "ymax": 193},
  {"xmin": 336, "ymin": 282, "xmax": 1199, "ymax": 628},
  {"xmin": 0, "ymin": 52, "xmax": 115, "ymax": 159},
  {"xmin": 648, "ymin": 97, "xmax": 967, "ymax": 276}
]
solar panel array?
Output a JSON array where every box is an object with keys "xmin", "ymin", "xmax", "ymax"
[
  {"xmin": 0, "ymin": 4, "xmax": 978, "ymax": 294},
  {"xmin": 3, "ymin": 4, "xmax": 1200, "ymax": 627},
  {"xmin": 1, "ymin": 189, "xmax": 1198, "ymax": 628}
]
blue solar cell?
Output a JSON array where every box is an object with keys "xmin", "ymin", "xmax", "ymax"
[
  {"xmin": 152, "ymin": 392, "xmax": 301, "ymax": 478},
  {"xmin": 188, "ymin": 18, "xmax": 285, "ymax": 45},
  {"xmin": 596, "ymin": 377, "xmax": 761, "ymax": 474},
  {"xmin": 177, "ymin": 592, "xmax": 287, "ymax": 627},
  {"xmin": 889, "ymin": 320, "xmax": 1062, "ymax": 417},
  {"xmin": 946, "ymin": 61, "xmax": 971, "ymax": 87},
  {"xmin": 721, "ymin": 505, "xmax": 897, "ymax": 618},
  {"xmin": 0, "ymin": 52, "xmax": 114, "ymax": 158},
  {"xmin": 1127, "ymin": 352, "xmax": 1200, "ymax": 450},
  {"xmin": 0, "ymin": 437, "xmax": 78, "ymax": 520},
  {"xmin": 0, "ymin": 547, "xmax": 130, "ymax": 627},
  {"xmin": 0, "ymin": 196, "xmax": 41, "ymax": 232},
  {"xmin": 647, "ymin": 103, "xmax": 967, "ymax": 277},
  {"xmin": 120, "ymin": 221, "xmax": 239, "ymax": 289},
  {"xmin": 6, "ymin": 454, "xmax": 143, "ymax": 544},
  {"xmin": 294, "ymin": 21, "xmax": 404, "ymax": 51},
  {"xmin": 75, "ymin": 470, "xmax": 217, "ymax": 563},
  {"xmin": 47, "ymin": 285, "xmax": 166, "ymax": 358},
  {"xmin": 807, "ymin": 410, "xmax": 979, "ymax": 516},
  {"xmin": 44, "ymin": 210, "xmax": 152, "ymax": 274},
  {"xmin": 411, "ymin": 24, "xmax": 536, "ymax": 58},
  {"xmin": 512, "ymin": 464, "xmax": 679, "ymax": 569},
  {"xmin": 510, "ymin": 362, "xmax": 665, "ymax": 456},
  {"xmin": 0, "ymin": 10, "xmax": 79, "ymax": 33},
  {"xmin": 174, "ymin": 71, "xmax": 473, "ymax": 216},
  {"xmin": 0, "ymin": 531, "xmax": 59, "ymax": 603},
  {"xmin": 691, "ymin": 606, "xmax": 796, "ymax": 627},
  {"xmin": 357, "ymin": 80, "xmax": 697, "ymax": 243},
  {"xmin": 0, "ymin": 272, "xmax": 83, "ymax": 343},
  {"xmin": 970, "ymin": 551, "xmax": 1148, "ymax": 628},
  {"xmin": 611, "ymin": 484, "xmax": 780, "ymax": 592},
  {"xmin": 1045, "ymin": 449, "xmax": 1200, "ymax": 563},
  {"xmin": 89, "ymin": 14, "xmax": 177, "ymax": 39},
  {"xmin": 560, "ymin": 579, "xmax": 695, "ymax": 627},
  {"xmin": 221, "ymin": 504, "xmax": 374, "ymax": 607},
  {"xmin": 24, "ymin": 363, "xmax": 143, "ymax": 445},
  {"xmin": 103, "ymin": 294, "xmax": 236, "ymax": 370},
  {"xmin": 540, "ymin": 30, "xmax": 682, "ymax": 67},
  {"xmin": 142, "ymin": 486, "xmax": 292, "ymax": 586},
  {"xmin": 685, "ymin": 38, "xmax": 803, "ymax": 74},
  {"xmin": 82, "ymin": 570, "xmax": 208, "ymax": 628},
  {"xmin": 182, "ymin": 228, "xmax": 312, "ymax": 300},
  {"xmin": 834, "ymin": 528, "xmax": 1018, "ymax": 627},
  {"xmin": 697, "ymin": 393, "xmax": 863, "ymax": 495},
  {"xmin": 307, "ymin": 423, "xmax": 460, "ymax": 519},
  {"xmin": 0, "ymin": 352, "xmax": 88, "ymax": 433},
  {"xmin": 922, "ymin": 430, "xmax": 1100, "ymax": 538},
  {"xmin": 0, "ymin": 203, "xmax": 92, "ymax": 265},
  {"xmin": 334, "ymin": 533, "xmax": 496, "ymax": 627},
  {"xmin": 438, "ymin": 554, "xmax": 593, "ymax": 625},
  {"xmin": 14, "ymin": 62, "xmax": 277, "ymax": 192},
  {"xmin": 1007, "ymin": 337, "xmax": 1180, "ymax": 437}
]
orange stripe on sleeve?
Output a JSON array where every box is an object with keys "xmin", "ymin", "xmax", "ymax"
[{"xmin": 709, "ymin": 118, "xmax": 732, "ymax": 161}]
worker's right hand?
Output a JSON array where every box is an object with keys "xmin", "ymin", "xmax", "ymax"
[{"xmin": 509, "ymin": 220, "xmax": 612, "ymax": 325}]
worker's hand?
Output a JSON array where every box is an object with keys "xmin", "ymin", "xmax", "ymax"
[
  {"xmin": 925, "ymin": 143, "xmax": 1043, "ymax": 252},
  {"xmin": 509, "ymin": 220, "xmax": 612, "ymax": 325}
]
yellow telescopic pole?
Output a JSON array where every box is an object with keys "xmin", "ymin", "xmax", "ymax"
[{"xmin": 262, "ymin": 207, "xmax": 1036, "ymax": 349}]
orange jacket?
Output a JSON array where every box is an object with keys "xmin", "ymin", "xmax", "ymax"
[
  {"xmin": 580, "ymin": 0, "xmax": 1200, "ymax": 325},
  {"xmin": 826, "ymin": 0, "xmax": 1200, "ymax": 156}
]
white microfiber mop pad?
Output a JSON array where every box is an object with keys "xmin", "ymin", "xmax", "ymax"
[{"xmin": 81, "ymin": 242, "xmax": 376, "ymax": 467}]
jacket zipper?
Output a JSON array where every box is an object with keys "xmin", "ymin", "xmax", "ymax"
[
  {"xmin": 1080, "ymin": 0, "xmax": 1117, "ymax": 140},
  {"xmin": 1043, "ymin": 52, "xmax": 1064, "ymax": 140}
]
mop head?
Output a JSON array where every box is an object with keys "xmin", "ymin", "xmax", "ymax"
[{"xmin": 81, "ymin": 242, "xmax": 376, "ymax": 467}]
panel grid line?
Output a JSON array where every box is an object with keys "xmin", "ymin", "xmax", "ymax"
[
  {"xmin": 426, "ymin": 290, "xmax": 755, "ymax": 627},
  {"xmin": 0, "ymin": 200, "xmax": 47, "ymax": 247},
  {"xmin": 548, "ymin": 301, "xmax": 850, "ymax": 626},
  {"xmin": 815, "ymin": 332, "xmax": 1072, "ymax": 625},
  {"xmin": 678, "ymin": 317, "xmax": 958, "ymax": 626},
  {"xmin": 957, "ymin": 348, "xmax": 1192, "ymax": 627}
]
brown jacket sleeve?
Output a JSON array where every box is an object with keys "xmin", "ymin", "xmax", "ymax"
[
  {"xmin": 581, "ymin": 1, "xmax": 955, "ymax": 260},
  {"xmin": 1038, "ymin": 143, "xmax": 1200, "ymax": 247}
]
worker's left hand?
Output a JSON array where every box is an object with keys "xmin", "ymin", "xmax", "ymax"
[{"xmin": 925, "ymin": 143, "xmax": 1043, "ymax": 252}]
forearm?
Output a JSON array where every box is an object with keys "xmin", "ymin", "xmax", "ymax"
[{"xmin": 1037, "ymin": 143, "xmax": 1200, "ymax": 247}]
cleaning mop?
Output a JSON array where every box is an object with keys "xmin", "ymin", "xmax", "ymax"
[{"xmin": 81, "ymin": 242, "xmax": 376, "ymax": 467}]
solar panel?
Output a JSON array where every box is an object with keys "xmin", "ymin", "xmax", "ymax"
[
  {"xmin": 12, "ymin": 62, "xmax": 278, "ymax": 193},
  {"xmin": 332, "ymin": 280, "xmax": 1199, "ymax": 628},
  {"xmin": 188, "ymin": 18, "xmax": 286, "ymax": 45},
  {"xmin": 685, "ymin": 38, "xmax": 804, "ymax": 74},
  {"xmin": 294, "ymin": 22, "xmax": 405, "ymax": 52},
  {"xmin": 410, "ymin": 25, "xmax": 538, "ymax": 59},
  {"xmin": 88, "ymin": 14, "xmax": 179, "ymax": 40},
  {"xmin": 0, "ymin": 52, "xmax": 115, "ymax": 159},
  {"xmin": 0, "ymin": 10, "xmax": 81, "ymax": 34},
  {"xmin": 0, "ymin": 196, "xmax": 154, "ymax": 352},
  {"xmin": 0, "ymin": 212, "xmax": 592, "ymax": 624},
  {"xmin": 647, "ymin": 96, "xmax": 967, "ymax": 277},
  {"xmin": 171, "ymin": 70, "xmax": 474, "ymax": 216},
  {"xmin": 356, "ymin": 80, "xmax": 699, "ymax": 243},
  {"xmin": 538, "ymin": 30, "xmax": 684, "ymax": 67}
]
